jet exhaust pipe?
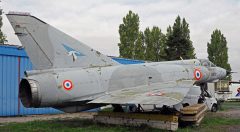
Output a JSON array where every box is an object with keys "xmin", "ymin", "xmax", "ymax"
[
  {"xmin": 19, "ymin": 79, "xmax": 41, "ymax": 108},
  {"xmin": 19, "ymin": 72, "xmax": 91, "ymax": 108},
  {"xmin": 19, "ymin": 75, "xmax": 103, "ymax": 112}
]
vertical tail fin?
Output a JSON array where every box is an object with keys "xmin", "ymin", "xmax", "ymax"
[{"xmin": 7, "ymin": 12, "xmax": 119, "ymax": 70}]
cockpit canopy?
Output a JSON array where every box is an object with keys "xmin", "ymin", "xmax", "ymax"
[{"xmin": 198, "ymin": 59, "xmax": 216, "ymax": 67}]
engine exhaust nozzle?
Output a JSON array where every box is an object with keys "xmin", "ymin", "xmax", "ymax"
[{"xmin": 19, "ymin": 79, "xmax": 41, "ymax": 107}]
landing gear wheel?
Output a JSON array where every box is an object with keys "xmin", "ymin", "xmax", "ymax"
[
  {"xmin": 160, "ymin": 105, "xmax": 176, "ymax": 114},
  {"xmin": 128, "ymin": 105, "xmax": 137, "ymax": 112},
  {"xmin": 182, "ymin": 103, "xmax": 189, "ymax": 107},
  {"xmin": 211, "ymin": 104, "xmax": 218, "ymax": 112},
  {"xmin": 198, "ymin": 97, "xmax": 205, "ymax": 104},
  {"xmin": 112, "ymin": 104, "xmax": 124, "ymax": 112}
]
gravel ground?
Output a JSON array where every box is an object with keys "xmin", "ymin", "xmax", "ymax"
[
  {"xmin": 215, "ymin": 109, "xmax": 240, "ymax": 119},
  {"xmin": 1, "ymin": 109, "xmax": 240, "ymax": 124},
  {"xmin": 0, "ymin": 112, "xmax": 96, "ymax": 124}
]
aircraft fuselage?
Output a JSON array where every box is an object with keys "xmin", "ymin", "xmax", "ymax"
[{"xmin": 20, "ymin": 60, "xmax": 226, "ymax": 110}]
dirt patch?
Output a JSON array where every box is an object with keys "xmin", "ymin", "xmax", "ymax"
[
  {"xmin": 213, "ymin": 109, "xmax": 240, "ymax": 119},
  {"xmin": 214, "ymin": 125, "xmax": 240, "ymax": 132},
  {"xmin": 0, "ymin": 112, "xmax": 96, "ymax": 124}
]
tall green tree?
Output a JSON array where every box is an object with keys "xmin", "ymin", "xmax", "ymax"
[
  {"xmin": 144, "ymin": 26, "xmax": 166, "ymax": 61},
  {"xmin": 144, "ymin": 27, "xmax": 155, "ymax": 61},
  {"xmin": 152, "ymin": 26, "xmax": 166, "ymax": 61},
  {"xmin": 118, "ymin": 10, "xmax": 139, "ymax": 59},
  {"xmin": 0, "ymin": 8, "xmax": 7, "ymax": 44},
  {"xmin": 134, "ymin": 31, "xmax": 145, "ymax": 60},
  {"xmin": 165, "ymin": 16, "xmax": 195, "ymax": 60},
  {"xmin": 207, "ymin": 29, "xmax": 231, "ymax": 80}
]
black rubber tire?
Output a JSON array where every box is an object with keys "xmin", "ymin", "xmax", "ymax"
[
  {"xmin": 211, "ymin": 104, "xmax": 218, "ymax": 112},
  {"xmin": 112, "ymin": 104, "xmax": 124, "ymax": 112},
  {"xmin": 198, "ymin": 98, "xmax": 205, "ymax": 104},
  {"xmin": 182, "ymin": 103, "xmax": 189, "ymax": 107}
]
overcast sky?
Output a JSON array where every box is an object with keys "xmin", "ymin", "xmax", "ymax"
[{"xmin": 2, "ymin": 0, "xmax": 240, "ymax": 80}]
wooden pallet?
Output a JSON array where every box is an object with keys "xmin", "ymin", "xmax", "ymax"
[
  {"xmin": 180, "ymin": 104, "xmax": 206, "ymax": 115},
  {"xmin": 94, "ymin": 112, "xmax": 178, "ymax": 131},
  {"xmin": 180, "ymin": 103, "xmax": 207, "ymax": 124}
]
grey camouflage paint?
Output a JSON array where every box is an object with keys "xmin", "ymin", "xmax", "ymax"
[{"xmin": 6, "ymin": 13, "xmax": 227, "ymax": 112}]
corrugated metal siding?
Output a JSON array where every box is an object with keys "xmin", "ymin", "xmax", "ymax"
[{"xmin": 0, "ymin": 55, "xmax": 18, "ymax": 116}]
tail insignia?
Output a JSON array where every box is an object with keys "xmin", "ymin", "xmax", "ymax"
[{"xmin": 62, "ymin": 44, "xmax": 85, "ymax": 61}]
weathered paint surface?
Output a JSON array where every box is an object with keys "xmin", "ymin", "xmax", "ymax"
[
  {"xmin": 0, "ymin": 45, "xmax": 142, "ymax": 116},
  {"xmin": 4, "ymin": 13, "xmax": 227, "ymax": 114}
]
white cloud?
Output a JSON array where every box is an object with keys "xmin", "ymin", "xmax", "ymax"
[{"xmin": 2, "ymin": 0, "xmax": 240, "ymax": 79}]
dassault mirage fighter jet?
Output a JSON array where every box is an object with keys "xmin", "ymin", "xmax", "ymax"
[{"xmin": 6, "ymin": 12, "xmax": 227, "ymax": 113}]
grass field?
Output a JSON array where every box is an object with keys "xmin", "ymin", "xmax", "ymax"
[
  {"xmin": 219, "ymin": 101, "xmax": 240, "ymax": 111},
  {"xmin": 1, "ymin": 102, "xmax": 240, "ymax": 132},
  {"xmin": 0, "ymin": 119, "xmax": 162, "ymax": 132}
]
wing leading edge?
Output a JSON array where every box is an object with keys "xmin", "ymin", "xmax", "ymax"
[{"xmin": 90, "ymin": 80, "xmax": 194, "ymax": 106}]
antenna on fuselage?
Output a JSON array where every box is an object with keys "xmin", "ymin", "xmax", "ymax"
[
  {"xmin": 180, "ymin": 56, "xmax": 183, "ymax": 60},
  {"xmin": 179, "ymin": 56, "xmax": 184, "ymax": 64}
]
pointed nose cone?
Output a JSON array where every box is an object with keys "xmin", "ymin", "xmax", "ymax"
[
  {"xmin": 218, "ymin": 67, "xmax": 227, "ymax": 79},
  {"xmin": 226, "ymin": 70, "xmax": 236, "ymax": 76}
]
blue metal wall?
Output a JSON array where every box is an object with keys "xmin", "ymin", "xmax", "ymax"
[
  {"xmin": 0, "ymin": 45, "xmax": 144, "ymax": 116},
  {"xmin": 111, "ymin": 57, "xmax": 145, "ymax": 64},
  {"xmin": 0, "ymin": 54, "xmax": 18, "ymax": 116},
  {"xmin": 0, "ymin": 45, "xmax": 61, "ymax": 116}
]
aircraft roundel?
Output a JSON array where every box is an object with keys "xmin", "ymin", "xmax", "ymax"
[
  {"xmin": 63, "ymin": 80, "xmax": 73, "ymax": 90},
  {"xmin": 194, "ymin": 69, "xmax": 202, "ymax": 80}
]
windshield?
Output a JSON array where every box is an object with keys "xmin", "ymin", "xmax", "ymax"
[
  {"xmin": 210, "ymin": 62, "xmax": 216, "ymax": 67},
  {"xmin": 199, "ymin": 59, "xmax": 216, "ymax": 67}
]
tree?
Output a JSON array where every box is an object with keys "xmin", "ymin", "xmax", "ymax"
[
  {"xmin": 118, "ymin": 10, "xmax": 139, "ymax": 59},
  {"xmin": 0, "ymin": 6, "xmax": 7, "ymax": 44},
  {"xmin": 144, "ymin": 26, "xmax": 166, "ymax": 61},
  {"xmin": 134, "ymin": 31, "xmax": 145, "ymax": 60},
  {"xmin": 207, "ymin": 29, "xmax": 231, "ymax": 80},
  {"xmin": 165, "ymin": 16, "xmax": 195, "ymax": 60},
  {"xmin": 182, "ymin": 18, "xmax": 195, "ymax": 59},
  {"xmin": 144, "ymin": 27, "xmax": 155, "ymax": 61},
  {"xmin": 151, "ymin": 26, "xmax": 166, "ymax": 61}
]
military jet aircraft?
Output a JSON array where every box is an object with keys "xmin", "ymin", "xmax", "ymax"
[{"xmin": 6, "ymin": 12, "xmax": 227, "ymax": 113}]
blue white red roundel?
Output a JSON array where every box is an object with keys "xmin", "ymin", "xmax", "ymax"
[
  {"xmin": 194, "ymin": 69, "xmax": 202, "ymax": 80},
  {"xmin": 63, "ymin": 80, "xmax": 73, "ymax": 90}
]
